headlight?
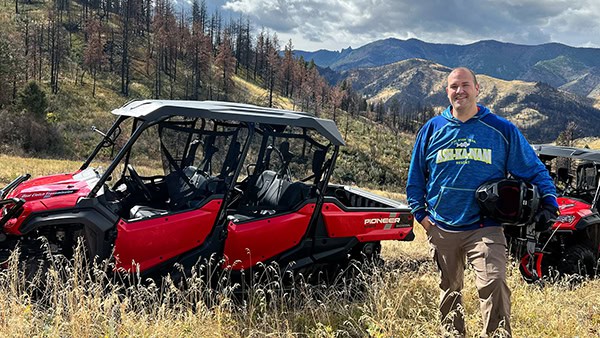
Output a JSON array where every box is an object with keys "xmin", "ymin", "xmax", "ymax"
[{"xmin": 556, "ymin": 215, "xmax": 575, "ymax": 224}]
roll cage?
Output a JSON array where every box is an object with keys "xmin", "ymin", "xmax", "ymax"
[
  {"xmin": 533, "ymin": 144, "xmax": 600, "ymax": 207},
  {"xmin": 80, "ymin": 100, "xmax": 344, "ymax": 223}
]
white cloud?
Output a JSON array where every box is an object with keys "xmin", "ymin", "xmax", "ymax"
[{"xmin": 222, "ymin": 0, "xmax": 600, "ymax": 50}]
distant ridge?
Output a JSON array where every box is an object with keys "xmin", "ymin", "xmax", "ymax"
[
  {"xmin": 295, "ymin": 38, "xmax": 600, "ymax": 100},
  {"xmin": 343, "ymin": 58, "xmax": 600, "ymax": 142}
]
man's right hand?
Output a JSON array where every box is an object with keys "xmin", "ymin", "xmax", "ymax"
[{"xmin": 421, "ymin": 216, "xmax": 434, "ymax": 232}]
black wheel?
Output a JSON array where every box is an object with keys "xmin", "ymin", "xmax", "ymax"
[
  {"xmin": 558, "ymin": 244, "xmax": 597, "ymax": 277},
  {"xmin": 349, "ymin": 241, "xmax": 383, "ymax": 267},
  {"xmin": 20, "ymin": 251, "xmax": 53, "ymax": 302},
  {"xmin": 23, "ymin": 254, "xmax": 49, "ymax": 284},
  {"xmin": 330, "ymin": 242, "xmax": 383, "ymax": 300}
]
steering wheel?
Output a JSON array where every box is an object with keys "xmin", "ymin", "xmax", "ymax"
[{"xmin": 127, "ymin": 164, "xmax": 153, "ymax": 201}]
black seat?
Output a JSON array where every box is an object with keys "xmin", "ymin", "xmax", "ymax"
[
  {"xmin": 249, "ymin": 170, "xmax": 277, "ymax": 204},
  {"xmin": 231, "ymin": 170, "xmax": 310, "ymax": 222},
  {"xmin": 129, "ymin": 166, "xmax": 208, "ymax": 219},
  {"xmin": 260, "ymin": 177, "xmax": 291, "ymax": 207},
  {"xmin": 243, "ymin": 169, "xmax": 288, "ymax": 208},
  {"xmin": 165, "ymin": 166, "xmax": 209, "ymax": 210},
  {"xmin": 276, "ymin": 181, "xmax": 310, "ymax": 209}
]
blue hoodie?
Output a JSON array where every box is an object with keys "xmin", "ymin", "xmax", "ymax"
[{"xmin": 406, "ymin": 105, "xmax": 557, "ymax": 231}]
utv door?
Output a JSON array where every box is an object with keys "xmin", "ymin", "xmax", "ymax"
[
  {"xmin": 97, "ymin": 116, "xmax": 251, "ymax": 277},
  {"xmin": 113, "ymin": 198, "xmax": 222, "ymax": 272}
]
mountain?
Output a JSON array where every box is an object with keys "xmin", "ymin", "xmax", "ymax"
[
  {"xmin": 299, "ymin": 38, "xmax": 600, "ymax": 100},
  {"xmin": 345, "ymin": 58, "xmax": 600, "ymax": 142},
  {"xmin": 293, "ymin": 47, "xmax": 354, "ymax": 68}
]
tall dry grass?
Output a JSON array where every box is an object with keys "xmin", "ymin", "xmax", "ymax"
[
  {"xmin": 0, "ymin": 155, "xmax": 81, "ymax": 184},
  {"xmin": 0, "ymin": 156, "xmax": 599, "ymax": 337}
]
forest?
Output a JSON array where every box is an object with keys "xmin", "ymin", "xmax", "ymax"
[
  {"xmin": 0, "ymin": 0, "xmax": 372, "ymax": 155},
  {"xmin": 1, "ymin": 0, "xmax": 434, "ymax": 190}
]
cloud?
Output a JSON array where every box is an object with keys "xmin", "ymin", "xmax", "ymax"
[{"xmin": 222, "ymin": 0, "xmax": 600, "ymax": 50}]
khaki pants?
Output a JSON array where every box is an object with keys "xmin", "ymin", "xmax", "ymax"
[{"xmin": 427, "ymin": 225, "xmax": 511, "ymax": 337}]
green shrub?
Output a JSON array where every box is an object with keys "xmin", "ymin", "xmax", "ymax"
[{"xmin": 17, "ymin": 81, "xmax": 48, "ymax": 119}]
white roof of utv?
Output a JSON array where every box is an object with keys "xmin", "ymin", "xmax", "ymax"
[
  {"xmin": 112, "ymin": 100, "xmax": 346, "ymax": 146},
  {"xmin": 533, "ymin": 144, "xmax": 600, "ymax": 162}
]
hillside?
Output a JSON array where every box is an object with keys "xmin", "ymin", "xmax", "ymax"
[
  {"xmin": 344, "ymin": 59, "xmax": 600, "ymax": 142},
  {"xmin": 298, "ymin": 38, "xmax": 600, "ymax": 100},
  {"xmin": 0, "ymin": 1, "xmax": 414, "ymax": 191},
  {"xmin": 3, "ymin": 2, "xmax": 595, "ymax": 186}
]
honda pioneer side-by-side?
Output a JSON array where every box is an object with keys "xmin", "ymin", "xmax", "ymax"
[
  {"xmin": 0, "ymin": 100, "xmax": 414, "ymax": 282},
  {"xmin": 506, "ymin": 144, "xmax": 600, "ymax": 282}
]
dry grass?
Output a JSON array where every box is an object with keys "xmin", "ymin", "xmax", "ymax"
[
  {"xmin": 232, "ymin": 76, "xmax": 295, "ymax": 111},
  {"xmin": 369, "ymin": 88, "xmax": 401, "ymax": 104},
  {"xmin": 1, "ymin": 156, "xmax": 599, "ymax": 337},
  {"xmin": 0, "ymin": 155, "xmax": 81, "ymax": 185},
  {"xmin": 574, "ymin": 137, "xmax": 600, "ymax": 149}
]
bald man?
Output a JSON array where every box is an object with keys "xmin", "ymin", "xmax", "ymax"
[{"xmin": 406, "ymin": 67, "xmax": 558, "ymax": 337}]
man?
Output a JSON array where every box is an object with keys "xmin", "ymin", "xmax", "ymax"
[{"xmin": 406, "ymin": 67, "xmax": 558, "ymax": 337}]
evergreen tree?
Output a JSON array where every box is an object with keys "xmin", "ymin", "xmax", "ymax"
[
  {"xmin": 555, "ymin": 121, "xmax": 577, "ymax": 146},
  {"xmin": 17, "ymin": 81, "xmax": 47, "ymax": 119}
]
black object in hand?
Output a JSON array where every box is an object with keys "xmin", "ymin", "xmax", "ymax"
[{"xmin": 534, "ymin": 204, "xmax": 560, "ymax": 232}]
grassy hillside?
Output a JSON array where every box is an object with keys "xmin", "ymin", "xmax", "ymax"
[{"xmin": 0, "ymin": 0, "xmax": 411, "ymax": 191}]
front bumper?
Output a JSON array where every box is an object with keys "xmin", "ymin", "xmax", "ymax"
[{"xmin": 0, "ymin": 198, "xmax": 25, "ymax": 228}]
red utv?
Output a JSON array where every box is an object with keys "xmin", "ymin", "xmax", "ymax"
[
  {"xmin": 0, "ymin": 100, "xmax": 414, "ymax": 282},
  {"xmin": 506, "ymin": 144, "xmax": 600, "ymax": 282}
]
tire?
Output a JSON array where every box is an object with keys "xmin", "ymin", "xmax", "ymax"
[
  {"xmin": 349, "ymin": 241, "xmax": 383, "ymax": 267},
  {"xmin": 21, "ymin": 253, "xmax": 52, "ymax": 301},
  {"xmin": 558, "ymin": 244, "xmax": 597, "ymax": 278},
  {"xmin": 343, "ymin": 242, "xmax": 383, "ymax": 297}
]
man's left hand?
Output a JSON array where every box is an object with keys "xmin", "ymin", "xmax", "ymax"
[{"xmin": 534, "ymin": 204, "xmax": 560, "ymax": 232}]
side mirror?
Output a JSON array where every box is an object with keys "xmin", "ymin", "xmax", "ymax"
[{"xmin": 92, "ymin": 125, "xmax": 121, "ymax": 148}]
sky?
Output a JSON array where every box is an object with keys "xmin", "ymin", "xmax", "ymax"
[{"xmin": 183, "ymin": 0, "xmax": 600, "ymax": 52}]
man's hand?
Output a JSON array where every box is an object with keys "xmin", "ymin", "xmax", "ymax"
[
  {"xmin": 421, "ymin": 216, "xmax": 434, "ymax": 232},
  {"xmin": 534, "ymin": 204, "xmax": 560, "ymax": 232}
]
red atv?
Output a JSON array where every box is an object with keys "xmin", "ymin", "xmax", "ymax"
[
  {"xmin": 507, "ymin": 144, "xmax": 600, "ymax": 282},
  {"xmin": 0, "ymin": 100, "xmax": 414, "ymax": 282}
]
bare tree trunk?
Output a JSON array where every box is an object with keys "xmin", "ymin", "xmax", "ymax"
[
  {"xmin": 92, "ymin": 67, "xmax": 97, "ymax": 97},
  {"xmin": 268, "ymin": 74, "xmax": 274, "ymax": 107},
  {"xmin": 120, "ymin": 0, "xmax": 131, "ymax": 96}
]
